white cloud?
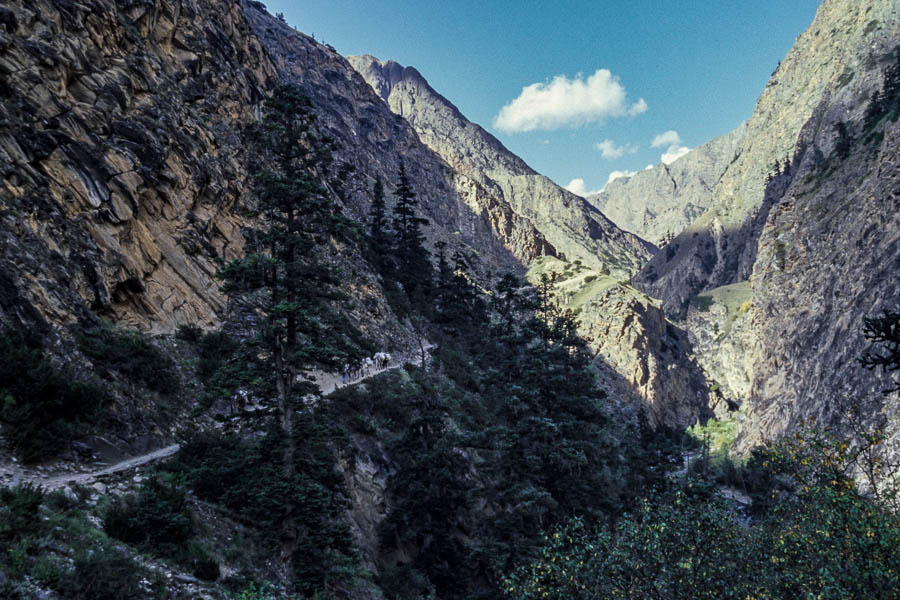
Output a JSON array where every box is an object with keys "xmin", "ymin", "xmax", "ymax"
[
  {"xmin": 661, "ymin": 145, "xmax": 691, "ymax": 164},
  {"xmin": 628, "ymin": 98, "xmax": 648, "ymax": 117},
  {"xmin": 606, "ymin": 170, "xmax": 637, "ymax": 186},
  {"xmin": 651, "ymin": 130, "xmax": 681, "ymax": 148},
  {"xmin": 651, "ymin": 130, "xmax": 691, "ymax": 165},
  {"xmin": 644, "ymin": 164, "xmax": 654, "ymax": 170},
  {"xmin": 594, "ymin": 139, "xmax": 638, "ymax": 160},
  {"xmin": 493, "ymin": 69, "xmax": 647, "ymax": 133},
  {"xmin": 565, "ymin": 178, "xmax": 603, "ymax": 197}
]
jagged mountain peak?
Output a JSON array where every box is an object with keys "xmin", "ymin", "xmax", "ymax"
[
  {"xmin": 348, "ymin": 54, "xmax": 423, "ymax": 103},
  {"xmin": 348, "ymin": 53, "xmax": 533, "ymax": 175}
]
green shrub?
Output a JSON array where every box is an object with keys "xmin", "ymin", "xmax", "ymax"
[
  {"xmin": 78, "ymin": 325, "xmax": 179, "ymax": 394},
  {"xmin": 0, "ymin": 483, "xmax": 45, "ymax": 543},
  {"xmin": 33, "ymin": 554, "xmax": 64, "ymax": 588},
  {"xmin": 0, "ymin": 331, "xmax": 110, "ymax": 462},
  {"xmin": 56, "ymin": 546, "xmax": 145, "ymax": 600},
  {"xmin": 504, "ymin": 488, "xmax": 760, "ymax": 600},
  {"xmin": 178, "ymin": 540, "xmax": 220, "ymax": 582},
  {"xmin": 196, "ymin": 330, "xmax": 240, "ymax": 381},
  {"xmin": 104, "ymin": 475, "xmax": 193, "ymax": 552},
  {"xmin": 691, "ymin": 294, "xmax": 715, "ymax": 312},
  {"xmin": 235, "ymin": 581, "xmax": 275, "ymax": 600},
  {"xmin": 175, "ymin": 323, "xmax": 204, "ymax": 342},
  {"xmin": 166, "ymin": 426, "xmax": 356, "ymax": 594}
]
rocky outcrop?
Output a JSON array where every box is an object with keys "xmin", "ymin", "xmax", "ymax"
[
  {"xmin": 736, "ymin": 77, "xmax": 900, "ymax": 451},
  {"xmin": 347, "ymin": 54, "xmax": 655, "ymax": 279},
  {"xmin": 588, "ymin": 123, "xmax": 746, "ymax": 246},
  {"xmin": 527, "ymin": 257, "xmax": 710, "ymax": 428},
  {"xmin": 633, "ymin": 0, "xmax": 900, "ymax": 318},
  {"xmin": 0, "ymin": 0, "xmax": 271, "ymax": 332},
  {"xmin": 681, "ymin": 282, "xmax": 754, "ymax": 413}
]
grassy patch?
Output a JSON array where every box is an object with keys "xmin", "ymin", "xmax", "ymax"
[
  {"xmin": 692, "ymin": 281, "xmax": 751, "ymax": 316},
  {"xmin": 688, "ymin": 418, "xmax": 739, "ymax": 454},
  {"xmin": 527, "ymin": 255, "xmax": 623, "ymax": 311}
]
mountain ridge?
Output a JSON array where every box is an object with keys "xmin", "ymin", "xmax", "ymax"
[
  {"xmin": 347, "ymin": 53, "xmax": 656, "ymax": 280},
  {"xmin": 587, "ymin": 122, "xmax": 747, "ymax": 246}
]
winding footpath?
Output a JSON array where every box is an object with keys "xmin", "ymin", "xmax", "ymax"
[{"xmin": 7, "ymin": 345, "xmax": 433, "ymax": 491}]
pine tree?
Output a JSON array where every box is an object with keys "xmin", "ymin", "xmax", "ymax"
[
  {"xmin": 391, "ymin": 164, "xmax": 433, "ymax": 301},
  {"xmin": 434, "ymin": 244, "xmax": 487, "ymax": 335},
  {"xmin": 216, "ymin": 84, "xmax": 363, "ymax": 587},
  {"xmin": 861, "ymin": 309, "xmax": 900, "ymax": 392},
  {"xmin": 367, "ymin": 176, "xmax": 393, "ymax": 278}
]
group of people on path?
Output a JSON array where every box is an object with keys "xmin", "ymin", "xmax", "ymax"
[{"xmin": 341, "ymin": 351, "xmax": 391, "ymax": 385}]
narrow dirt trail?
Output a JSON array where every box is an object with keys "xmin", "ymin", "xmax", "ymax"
[
  {"xmin": 310, "ymin": 344, "xmax": 434, "ymax": 395},
  {"xmin": 15, "ymin": 344, "xmax": 434, "ymax": 490},
  {"xmin": 36, "ymin": 444, "xmax": 182, "ymax": 490}
]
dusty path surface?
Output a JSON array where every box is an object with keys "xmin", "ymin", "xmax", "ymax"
[
  {"xmin": 310, "ymin": 343, "xmax": 434, "ymax": 395},
  {"xmin": 36, "ymin": 444, "xmax": 182, "ymax": 490},
  {"xmin": 8, "ymin": 344, "xmax": 434, "ymax": 491}
]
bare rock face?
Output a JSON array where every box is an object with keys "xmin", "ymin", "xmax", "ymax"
[
  {"xmin": 527, "ymin": 257, "xmax": 710, "ymax": 428},
  {"xmin": 240, "ymin": 4, "xmax": 534, "ymax": 278},
  {"xmin": 736, "ymin": 88, "xmax": 900, "ymax": 452},
  {"xmin": 581, "ymin": 286, "xmax": 711, "ymax": 428},
  {"xmin": 588, "ymin": 123, "xmax": 747, "ymax": 247},
  {"xmin": 633, "ymin": 0, "xmax": 900, "ymax": 318},
  {"xmin": 622, "ymin": 0, "xmax": 900, "ymax": 451},
  {"xmin": 0, "ymin": 0, "xmax": 272, "ymax": 332},
  {"xmin": 681, "ymin": 282, "xmax": 755, "ymax": 413},
  {"xmin": 0, "ymin": 0, "xmax": 537, "ymax": 337},
  {"xmin": 347, "ymin": 54, "xmax": 654, "ymax": 280}
]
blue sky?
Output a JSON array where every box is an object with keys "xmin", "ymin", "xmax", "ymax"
[{"xmin": 262, "ymin": 0, "xmax": 822, "ymax": 195}]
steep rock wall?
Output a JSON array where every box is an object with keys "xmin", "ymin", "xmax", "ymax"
[
  {"xmin": 0, "ymin": 0, "xmax": 539, "ymax": 337},
  {"xmin": 738, "ymin": 80, "xmax": 900, "ymax": 451},
  {"xmin": 0, "ymin": 0, "xmax": 273, "ymax": 331},
  {"xmin": 633, "ymin": 0, "xmax": 899, "ymax": 317}
]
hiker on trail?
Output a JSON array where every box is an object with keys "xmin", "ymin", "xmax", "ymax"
[
  {"xmin": 380, "ymin": 352, "xmax": 391, "ymax": 369},
  {"xmin": 363, "ymin": 356, "xmax": 374, "ymax": 376},
  {"xmin": 342, "ymin": 364, "xmax": 349, "ymax": 385}
]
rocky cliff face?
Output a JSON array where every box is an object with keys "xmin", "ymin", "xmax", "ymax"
[
  {"xmin": 624, "ymin": 0, "xmax": 900, "ymax": 452},
  {"xmin": 681, "ymin": 282, "xmax": 754, "ymax": 414},
  {"xmin": 588, "ymin": 123, "xmax": 746, "ymax": 246},
  {"xmin": 526, "ymin": 256, "xmax": 710, "ymax": 428},
  {"xmin": 737, "ymin": 70, "xmax": 900, "ymax": 451},
  {"xmin": 632, "ymin": 0, "xmax": 899, "ymax": 318},
  {"xmin": 0, "ymin": 0, "xmax": 271, "ymax": 332},
  {"xmin": 347, "ymin": 54, "xmax": 655, "ymax": 279}
]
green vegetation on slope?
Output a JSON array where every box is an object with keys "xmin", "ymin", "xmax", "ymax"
[{"xmin": 0, "ymin": 330, "xmax": 110, "ymax": 463}]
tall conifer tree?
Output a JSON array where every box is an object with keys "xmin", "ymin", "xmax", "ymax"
[
  {"xmin": 391, "ymin": 164, "xmax": 433, "ymax": 301},
  {"xmin": 216, "ymin": 84, "xmax": 362, "ymax": 588},
  {"xmin": 368, "ymin": 176, "xmax": 393, "ymax": 278}
]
